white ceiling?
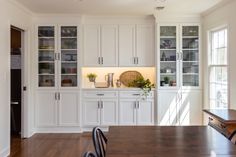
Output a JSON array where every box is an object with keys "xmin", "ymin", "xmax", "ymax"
[{"xmin": 14, "ymin": 0, "xmax": 223, "ymax": 15}]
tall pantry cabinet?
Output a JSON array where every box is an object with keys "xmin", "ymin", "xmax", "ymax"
[
  {"xmin": 157, "ymin": 24, "xmax": 202, "ymax": 126},
  {"xmin": 35, "ymin": 25, "xmax": 80, "ymax": 129}
]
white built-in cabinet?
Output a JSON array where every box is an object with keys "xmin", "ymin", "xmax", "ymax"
[
  {"xmin": 83, "ymin": 90, "xmax": 154, "ymax": 127},
  {"xmin": 157, "ymin": 90, "xmax": 202, "ymax": 126},
  {"xmin": 119, "ymin": 91, "xmax": 154, "ymax": 125},
  {"xmin": 83, "ymin": 24, "xmax": 154, "ymax": 67},
  {"xmin": 83, "ymin": 25, "xmax": 118, "ymax": 66},
  {"xmin": 36, "ymin": 90, "xmax": 79, "ymax": 127},
  {"xmin": 157, "ymin": 23, "xmax": 202, "ymax": 126},
  {"xmin": 118, "ymin": 24, "xmax": 154, "ymax": 66},
  {"xmin": 36, "ymin": 25, "xmax": 80, "ymax": 128},
  {"xmin": 83, "ymin": 91, "xmax": 118, "ymax": 126}
]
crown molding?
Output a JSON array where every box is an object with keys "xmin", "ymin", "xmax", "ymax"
[
  {"xmin": 7, "ymin": 0, "xmax": 33, "ymax": 16},
  {"xmin": 201, "ymin": 0, "xmax": 233, "ymax": 17}
]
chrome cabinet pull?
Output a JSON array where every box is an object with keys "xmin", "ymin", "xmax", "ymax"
[
  {"xmin": 101, "ymin": 57, "xmax": 103, "ymax": 65},
  {"xmin": 133, "ymin": 94, "xmax": 140, "ymax": 96},
  {"xmin": 58, "ymin": 92, "xmax": 60, "ymax": 100},
  {"xmin": 137, "ymin": 57, "xmax": 139, "ymax": 64},
  {"xmin": 58, "ymin": 53, "xmax": 60, "ymax": 60},
  {"xmin": 101, "ymin": 101, "xmax": 103, "ymax": 109},
  {"xmin": 55, "ymin": 93, "xmax": 57, "ymax": 100},
  {"xmin": 134, "ymin": 101, "xmax": 137, "ymax": 109},
  {"xmin": 137, "ymin": 101, "xmax": 140, "ymax": 109},
  {"xmin": 98, "ymin": 57, "xmax": 100, "ymax": 64},
  {"xmin": 98, "ymin": 101, "xmax": 100, "ymax": 108},
  {"xmin": 96, "ymin": 94, "xmax": 104, "ymax": 96}
]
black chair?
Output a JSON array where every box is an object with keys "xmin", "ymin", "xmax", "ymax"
[
  {"xmin": 83, "ymin": 151, "xmax": 96, "ymax": 157},
  {"xmin": 92, "ymin": 127, "xmax": 108, "ymax": 157}
]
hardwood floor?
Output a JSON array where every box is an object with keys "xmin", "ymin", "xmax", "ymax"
[{"xmin": 10, "ymin": 133, "xmax": 94, "ymax": 157}]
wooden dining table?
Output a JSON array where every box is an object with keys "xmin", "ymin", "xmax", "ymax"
[{"xmin": 106, "ymin": 126, "xmax": 236, "ymax": 157}]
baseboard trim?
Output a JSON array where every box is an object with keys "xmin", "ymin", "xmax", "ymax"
[{"xmin": 0, "ymin": 147, "xmax": 10, "ymax": 157}]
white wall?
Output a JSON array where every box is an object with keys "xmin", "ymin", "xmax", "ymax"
[
  {"xmin": 202, "ymin": 0, "xmax": 236, "ymax": 110},
  {"xmin": 0, "ymin": 0, "xmax": 32, "ymax": 156}
]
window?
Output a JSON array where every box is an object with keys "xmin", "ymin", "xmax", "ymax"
[{"xmin": 209, "ymin": 28, "xmax": 228, "ymax": 109}]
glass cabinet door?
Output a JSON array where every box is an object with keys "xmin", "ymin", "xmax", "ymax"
[
  {"xmin": 38, "ymin": 26, "xmax": 55, "ymax": 87},
  {"xmin": 60, "ymin": 26, "xmax": 78, "ymax": 87},
  {"xmin": 159, "ymin": 26, "xmax": 178, "ymax": 87},
  {"xmin": 181, "ymin": 26, "xmax": 199, "ymax": 87}
]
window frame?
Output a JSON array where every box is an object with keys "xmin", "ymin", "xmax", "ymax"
[{"xmin": 208, "ymin": 26, "xmax": 229, "ymax": 109}]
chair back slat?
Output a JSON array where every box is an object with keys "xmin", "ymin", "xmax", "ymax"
[{"xmin": 92, "ymin": 127, "xmax": 108, "ymax": 157}]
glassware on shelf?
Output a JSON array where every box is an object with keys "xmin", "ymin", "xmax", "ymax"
[
  {"xmin": 38, "ymin": 26, "xmax": 54, "ymax": 37},
  {"xmin": 60, "ymin": 26, "xmax": 78, "ymax": 87},
  {"xmin": 183, "ymin": 26, "xmax": 198, "ymax": 36}
]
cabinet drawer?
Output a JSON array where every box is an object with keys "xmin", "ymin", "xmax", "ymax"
[
  {"xmin": 83, "ymin": 91, "xmax": 118, "ymax": 98},
  {"xmin": 119, "ymin": 91, "xmax": 154, "ymax": 99}
]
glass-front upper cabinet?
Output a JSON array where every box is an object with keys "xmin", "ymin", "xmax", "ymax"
[
  {"xmin": 38, "ymin": 26, "xmax": 55, "ymax": 87},
  {"xmin": 60, "ymin": 26, "xmax": 78, "ymax": 87},
  {"xmin": 181, "ymin": 26, "xmax": 199, "ymax": 87},
  {"xmin": 159, "ymin": 26, "xmax": 178, "ymax": 87}
]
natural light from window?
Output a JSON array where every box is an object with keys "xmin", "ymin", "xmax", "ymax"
[{"xmin": 209, "ymin": 28, "xmax": 228, "ymax": 109}]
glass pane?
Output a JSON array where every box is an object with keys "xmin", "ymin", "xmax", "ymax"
[
  {"xmin": 160, "ymin": 50, "xmax": 176, "ymax": 61},
  {"xmin": 183, "ymin": 50, "xmax": 198, "ymax": 61},
  {"xmin": 209, "ymin": 67, "xmax": 228, "ymax": 109},
  {"xmin": 160, "ymin": 26, "xmax": 177, "ymax": 87},
  {"xmin": 183, "ymin": 75, "xmax": 199, "ymax": 86},
  {"xmin": 61, "ymin": 26, "xmax": 77, "ymax": 37},
  {"xmin": 160, "ymin": 26, "xmax": 176, "ymax": 36},
  {"xmin": 183, "ymin": 62, "xmax": 199, "ymax": 74},
  {"xmin": 39, "ymin": 50, "xmax": 54, "ymax": 61},
  {"xmin": 182, "ymin": 26, "xmax": 198, "ymax": 36},
  {"xmin": 39, "ymin": 38, "xmax": 54, "ymax": 49},
  {"xmin": 61, "ymin": 38, "xmax": 77, "ymax": 49},
  {"xmin": 39, "ymin": 75, "xmax": 55, "ymax": 87},
  {"xmin": 61, "ymin": 75, "xmax": 77, "ymax": 87},
  {"xmin": 160, "ymin": 62, "xmax": 177, "ymax": 87},
  {"xmin": 211, "ymin": 29, "xmax": 227, "ymax": 65},
  {"xmin": 60, "ymin": 26, "xmax": 77, "ymax": 87},
  {"xmin": 182, "ymin": 38, "xmax": 198, "ymax": 49},
  {"xmin": 38, "ymin": 26, "xmax": 55, "ymax": 87},
  {"xmin": 160, "ymin": 38, "xmax": 176, "ymax": 49},
  {"xmin": 38, "ymin": 26, "xmax": 54, "ymax": 37},
  {"xmin": 39, "ymin": 63, "xmax": 54, "ymax": 74},
  {"xmin": 61, "ymin": 50, "xmax": 77, "ymax": 62}
]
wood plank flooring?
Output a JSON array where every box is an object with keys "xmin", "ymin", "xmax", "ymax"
[{"xmin": 10, "ymin": 133, "xmax": 94, "ymax": 157}]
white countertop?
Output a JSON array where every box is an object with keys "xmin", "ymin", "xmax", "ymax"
[{"xmin": 82, "ymin": 87, "xmax": 156, "ymax": 91}]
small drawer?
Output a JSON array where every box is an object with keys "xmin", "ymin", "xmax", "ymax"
[
  {"xmin": 119, "ymin": 91, "xmax": 154, "ymax": 99},
  {"xmin": 83, "ymin": 91, "xmax": 118, "ymax": 98}
]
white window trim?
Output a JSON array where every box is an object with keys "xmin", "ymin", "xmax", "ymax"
[{"xmin": 208, "ymin": 26, "xmax": 230, "ymax": 109}]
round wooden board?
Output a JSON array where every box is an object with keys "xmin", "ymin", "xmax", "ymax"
[{"xmin": 119, "ymin": 71, "xmax": 143, "ymax": 87}]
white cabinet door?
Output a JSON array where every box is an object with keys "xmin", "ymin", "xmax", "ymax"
[
  {"xmin": 83, "ymin": 25, "xmax": 100, "ymax": 66},
  {"xmin": 118, "ymin": 25, "xmax": 136, "ymax": 66},
  {"xmin": 101, "ymin": 25, "xmax": 118, "ymax": 66},
  {"xmin": 137, "ymin": 99, "xmax": 154, "ymax": 125},
  {"xmin": 119, "ymin": 99, "xmax": 136, "ymax": 125},
  {"xmin": 83, "ymin": 99, "xmax": 100, "ymax": 126},
  {"xmin": 36, "ymin": 91, "xmax": 57, "ymax": 127},
  {"xmin": 179, "ymin": 90, "xmax": 202, "ymax": 125},
  {"xmin": 58, "ymin": 91, "xmax": 79, "ymax": 126},
  {"xmin": 158, "ymin": 91, "xmax": 179, "ymax": 126},
  {"xmin": 100, "ymin": 99, "xmax": 118, "ymax": 126},
  {"xmin": 136, "ymin": 25, "xmax": 154, "ymax": 67}
]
